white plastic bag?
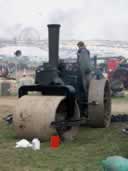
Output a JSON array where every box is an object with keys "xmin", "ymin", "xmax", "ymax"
[
  {"xmin": 32, "ymin": 138, "xmax": 40, "ymax": 150},
  {"xmin": 16, "ymin": 139, "xmax": 32, "ymax": 148}
]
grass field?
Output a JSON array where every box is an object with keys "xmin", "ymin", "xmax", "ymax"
[{"xmin": 0, "ymin": 97, "xmax": 128, "ymax": 171}]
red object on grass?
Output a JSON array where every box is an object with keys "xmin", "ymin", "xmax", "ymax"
[{"xmin": 50, "ymin": 135, "xmax": 61, "ymax": 149}]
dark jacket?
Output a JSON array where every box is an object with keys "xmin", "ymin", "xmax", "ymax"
[{"xmin": 77, "ymin": 47, "xmax": 91, "ymax": 74}]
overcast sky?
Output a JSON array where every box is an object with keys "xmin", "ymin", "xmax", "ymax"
[{"xmin": 0, "ymin": 0, "xmax": 128, "ymax": 41}]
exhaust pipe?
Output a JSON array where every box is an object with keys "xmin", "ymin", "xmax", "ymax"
[{"xmin": 47, "ymin": 24, "xmax": 60, "ymax": 67}]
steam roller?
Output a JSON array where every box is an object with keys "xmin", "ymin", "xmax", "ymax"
[{"xmin": 13, "ymin": 24, "xmax": 111, "ymax": 141}]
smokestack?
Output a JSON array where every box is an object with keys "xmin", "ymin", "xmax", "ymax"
[{"xmin": 47, "ymin": 24, "xmax": 60, "ymax": 67}]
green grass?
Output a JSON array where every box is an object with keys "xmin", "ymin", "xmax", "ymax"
[
  {"xmin": 0, "ymin": 121, "xmax": 128, "ymax": 171},
  {"xmin": 112, "ymin": 94, "xmax": 128, "ymax": 101}
]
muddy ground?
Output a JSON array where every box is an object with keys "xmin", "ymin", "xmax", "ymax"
[
  {"xmin": 0, "ymin": 97, "xmax": 17, "ymax": 119},
  {"xmin": 0, "ymin": 97, "xmax": 127, "ymax": 119},
  {"xmin": 112, "ymin": 100, "xmax": 128, "ymax": 115}
]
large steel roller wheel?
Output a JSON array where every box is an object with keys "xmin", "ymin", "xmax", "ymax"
[
  {"xmin": 88, "ymin": 79, "xmax": 111, "ymax": 128},
  {"xmin": 13, "ymin": 95, "xmax": 80, "ymax": 141},
  {"xmin": 13, "ymin": 95, "xmax": 65, "ymax": 141}
]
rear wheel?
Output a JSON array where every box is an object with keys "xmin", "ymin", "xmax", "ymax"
[{"xmin": 88, "ymin": 79, "xmax": 111, "ymax": 128}]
